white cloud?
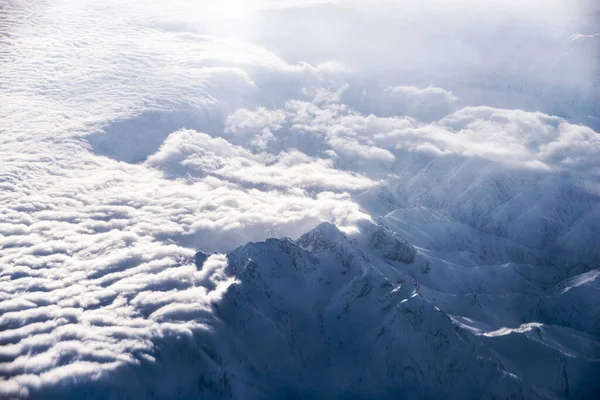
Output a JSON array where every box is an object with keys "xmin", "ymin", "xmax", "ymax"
[
  {"xmin": 276, "ymin": 97, "xmax": 600, "ymax": 177},
  {"xmin": 382, "ymin": 85, "xmax": 458, "ymax": 121},
  {"xmin": 146, "ymin": 129, "xmax": 376, "ymax": 191},
  {"xmin": 225, "ymin": 107, "xmax": 286, "ymax": 135}
]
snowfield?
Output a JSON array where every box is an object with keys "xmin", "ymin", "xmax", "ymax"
[{"xmin": 1, "ymin": 0, "xmax": 599, "ymax": 399}]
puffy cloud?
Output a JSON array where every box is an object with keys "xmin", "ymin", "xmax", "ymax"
[
  {"xmin": 225, "ymin": 107, "xmax": 286, "ymax": 135},
  {"xmin": 382, "ymin": 85, "xmax": 458, "ymax": 121},
  {"xmin": 224, "ymin": 106, "xmax": 287, "ymax": 149},
  {"xmin": 326, "ymin": 136, "xmax": 395, "ymax": 163},
  {"xmin": 146, "ymin": 129, "xmax": 376, "ymax": 191},
  {"xmin": 434, "ymin": 107, "xmax": 600, "ymax": 174},
  {"xmin": 249, "ymin": 97, "xmax": 600, "ymax": 177}
]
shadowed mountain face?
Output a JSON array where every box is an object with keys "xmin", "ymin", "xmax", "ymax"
[
  {"xmin": 202, "ymin": 222, "xmax": 599, "ymax": 400},
  {"xmin": 15, "ymin": 221, "xmax": 599, "ymax": 400}
]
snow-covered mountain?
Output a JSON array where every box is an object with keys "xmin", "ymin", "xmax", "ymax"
[
  {"xmin": 358, "ymin": 151, "xmax": 600, "ymax": 268},
  {"xmin": 220, "ymin": 219, "xmax": 599, "ymax": 400},
  {"xmin": 11, "ymin": 219, "xmax": 596, "ymax": 400}
]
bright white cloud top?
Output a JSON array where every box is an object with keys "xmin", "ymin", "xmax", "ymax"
[{"xmin": 1, "ymin": 1, "xmax": 599, "ymax": 399}]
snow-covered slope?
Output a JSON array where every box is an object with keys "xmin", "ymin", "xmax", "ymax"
[
  {"xmin": 8, "ymin": 221, "xmax": 596, "ymax": 399},
  {"xmin": 349, "ymin": 154, "xmax": 600, "ymax": 399},
  {"xmin": 220, "ymin": 221, "xmax": 599, "ymax": 400},
  {"xmin": 357, "ymin": 150, "xmax": 600, "ymax": 269}
]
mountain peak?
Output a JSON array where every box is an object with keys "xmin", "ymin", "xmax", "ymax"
[{"xmin": 296, "ymin": 221, "xmax": 348, "ymax": 252}]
